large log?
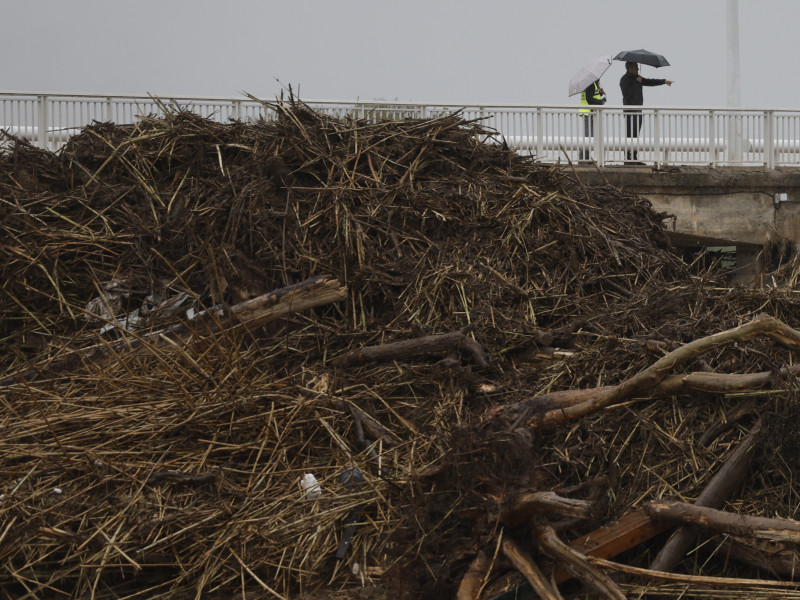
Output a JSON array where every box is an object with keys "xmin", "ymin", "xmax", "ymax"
[
  {"xmin": 648, "ymin": 421, "xmax": 761, "ymax": 573},
  {"xmin": 645, "ymin": 500, "xmax": 800, "ymax": 544},
  {"xmin": 0, "ymin": 275, "xmax": 347, "ymax": 386}
]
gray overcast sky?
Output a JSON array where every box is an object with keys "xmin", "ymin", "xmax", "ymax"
[{"xmin": 3, "ymin": 0, "xmax": 796, "ymax": 108}]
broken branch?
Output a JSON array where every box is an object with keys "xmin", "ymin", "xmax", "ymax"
[
  {"xmin": 534, "ymin": 521, "xmax": 625, "ymax": 600},
  {"xmin": 501, "ymin": 538, "xmax": 563, "ymax": 600},
  {"xmin": 501, "ymin": 491, "xmax": 596, "ymax": 527},
  {"xmin": 522, "ymin": 314, "xmax": 800, "ymax": 429},
  {"xmin": 645, "ymin": 500, "xmax": 800, "ymax": 545},
  {"xmin": 332, "ymin": 329, "xmax": 489, "ymax": 367}
]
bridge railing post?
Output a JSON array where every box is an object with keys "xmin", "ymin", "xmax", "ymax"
[
  {"xmin": 536, "ymin": 107, "xmax": 543, "ymax": 160},
  {"xmin": 765, "ymin": 110, "xmax": 775, "ymax": 170},
  {"xmin": 729, "ymin": 109, "xmax": 744, "ymax": 164},
  {"xmin": 709, "ymin": 110, "xmax": 717, "ymax": 167},
  {"xmin": 653, "ymin": 108, "xmax": 662, "ymax": 166},
  {"xmin": 36, "ymin": 95, "xmax": 48, "ymax": 150},
  {"xmin": 595, "ymin": 106, "xmax": 604, "ymax": 167}
]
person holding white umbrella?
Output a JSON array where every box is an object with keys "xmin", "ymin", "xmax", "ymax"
[
  {"xmin": 579, "ymin": 80, "xmax": 607, "ymax": 161},
  {"xmin": 568, "ymin": 55, "xmax": 612, "ymax": 162}
]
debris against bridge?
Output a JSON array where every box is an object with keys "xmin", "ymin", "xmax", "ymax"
[{"xmin": 2, "ymin": 97, "xmax": 800, "ymax": 599}]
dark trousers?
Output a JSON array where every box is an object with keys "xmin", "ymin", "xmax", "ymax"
[
  {"xmin": 625, "ymin": 111, "xmax": 643, "ymax": 161},
  {"xmin": 581, "ymin": 114, "xmax": 594, "ymax": 160}
]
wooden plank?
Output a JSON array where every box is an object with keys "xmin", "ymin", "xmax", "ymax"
[{"xmin": 554, "ymin": 510, "xmax": 673, "ymax": 584}]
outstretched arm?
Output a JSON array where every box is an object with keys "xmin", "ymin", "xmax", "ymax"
[{"xmin": 641, "ymin": 77, "xmax": 673, "ymax": 87}]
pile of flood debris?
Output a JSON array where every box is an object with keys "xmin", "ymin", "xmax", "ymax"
[{"xmin": 2, "ymin": 97, "xmax": 800, "ymax": 599}]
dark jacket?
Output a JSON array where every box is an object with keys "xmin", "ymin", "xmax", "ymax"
[{"xmin": 619, "ymin": 71, "xmax": 666, "ymax": 106}]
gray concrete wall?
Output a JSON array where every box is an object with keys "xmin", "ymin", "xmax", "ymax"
[{"xmin": 574, "ymin": 166, "xmax": 800, "ymax": 246}]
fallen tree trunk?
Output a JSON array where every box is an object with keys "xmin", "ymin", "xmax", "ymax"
[
  {"xmin": 648, "ymin": 421, "xmax": 761, "ymax": 573},
  {"xmin": 332, "ymin": 329, "xmax": 489, "ymax": 367},
  {"xmin": 0, "ymin": 275, "xmax": 347, "ymax": 386},
  {"xmin": 645, "ymin": 500, "xmax": 800, "ymax": 544}
]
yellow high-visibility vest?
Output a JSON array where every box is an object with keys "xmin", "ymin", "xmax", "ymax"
[{"xmin": 580, "ymin": 82, "xmax": 603, "ymax": 115}]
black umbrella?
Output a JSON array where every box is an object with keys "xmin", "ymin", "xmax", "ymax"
[{"xmin": 614, "ymin": 49, "xmax": 670, "ymax": 68}]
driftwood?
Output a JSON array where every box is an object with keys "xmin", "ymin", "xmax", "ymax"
[
  {"xmin": 696, "ymin": 399, "xmax": 757, "ymax": 447},
  {"xmin": 0, "ymin": 275, "xmax": 347, "ymax": 387},
  {"xmin": 495, "ymin": 314, "xmax": 800, "ymax": 430},
  {"xmin": 501, "ymin": 538, "xmax": 562, "ymax": 600},
  {"xmin": 495, "ymin": 366, "xmax": 798, "ymax": 429},
  {"xmin": 500, "ymin": 491, "xmax": 596, "ymax": 527},
  {"xmin": 332, "ymin": 329, "xmax": 489, "ymax": 368},
  {"xmin": 645, "ymin": 500, "xmax": 800, "ymax": 544},
  {"xmin": 455, "ymin": 550, "xmax": 490, "ymax": 600},
  {"xmin": 649, "ymin": 421, "xmax": 761, "ymax": 572},
  {"xmin": 587, "ymin": 555, "xmax": 800, "ymax": 591},
  {"xmin": 717, "ymin": 536, "xmax": 800, "ymax": 579},
  {"xmin": 534, "ymin": 521, "xmax": 625, "ymax": 600}
]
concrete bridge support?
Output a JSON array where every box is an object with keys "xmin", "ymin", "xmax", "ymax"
[
  {"xmin": 732, "ymin": 245, "xmax": 765, "ymax": 285},
  {"xmin": 574, "ymin": 166, "xmax": 800, "ymax": 284}
]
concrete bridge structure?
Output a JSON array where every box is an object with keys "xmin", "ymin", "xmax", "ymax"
[{"xmin": 573, "ymin": 165, "xmax": 800, "ymax": 281}]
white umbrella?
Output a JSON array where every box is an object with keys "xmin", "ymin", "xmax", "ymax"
[{"xmin": 568, "ymin": 54, "xmax": 613, "ymax": 97}]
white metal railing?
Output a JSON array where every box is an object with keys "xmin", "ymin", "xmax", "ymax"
[{"xmin": 2, "ymin": 92, "xmax": 800, "ymax": 168}]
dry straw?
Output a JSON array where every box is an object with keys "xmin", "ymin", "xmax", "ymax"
[{"xmin": 1, "ymin": 97, "xmax": 800, "ymax": 598}]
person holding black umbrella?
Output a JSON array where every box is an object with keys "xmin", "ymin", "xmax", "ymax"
[{"xmin": 620, "ymin": 62, "xmax": 673, "ymax": 164}]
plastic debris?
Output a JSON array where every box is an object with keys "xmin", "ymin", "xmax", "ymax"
[{"xmin": 300, "ymin": 473, "xmax": 322, "ymax": 499}]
